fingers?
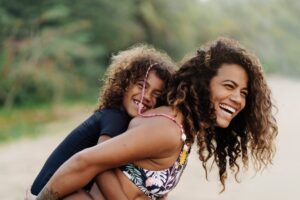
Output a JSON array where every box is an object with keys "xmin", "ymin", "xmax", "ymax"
[{"xmin": 25, "ymin": 188, "xmax": 37, "ymax": 200}]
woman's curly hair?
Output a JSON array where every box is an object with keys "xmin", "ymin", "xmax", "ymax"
[
  {"xmin": 167, "ymin": 37, "xmax": 278, "ymax": 191},
  {"xmin": 97, "ymin": 44, "xmax": 177, "ymax": 110}
]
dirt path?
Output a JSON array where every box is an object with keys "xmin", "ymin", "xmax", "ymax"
[
  {"xmin": 0, "ymin": 113, "xmax": 91, "ymax": 200},
  {"xmin": 1, "ymin": 76, "xmax": 299, "ymax": 200}
]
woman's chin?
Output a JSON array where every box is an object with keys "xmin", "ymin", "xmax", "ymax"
[{"xmin": 216, "ymin": 118, "xmax": 231, "ymax": 128}]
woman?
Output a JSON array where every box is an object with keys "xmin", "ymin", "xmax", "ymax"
[
  {"xmin": 35, "ymin": 37, "xmax": 278, "ymax": 199},
  {"xmin": 28, "ymin": 44, "xmax": 176, "ymax": 199}
]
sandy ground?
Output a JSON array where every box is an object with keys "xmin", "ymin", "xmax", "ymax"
[{"xmin": 0, "ymin": 76, "xmax": 299, "ymax": 200}]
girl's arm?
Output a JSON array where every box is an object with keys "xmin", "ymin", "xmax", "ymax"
[
  {"xmin": 30, "ymin": 109, "xmax": 129, "ymax": 195},
  {"xmin": 36, "ymin": 117, "xmax": 180, "ymax": 200}
]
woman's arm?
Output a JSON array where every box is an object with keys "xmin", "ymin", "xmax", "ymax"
[
  {"xmin": 36, "ymin": 117, "xmax": 180, "ymax": 199},
  {"xmin": 90, "ymin": 135, "xmax": 129, "ymax": 200},
  {"xmin": 60, "ymin": 135, "xmax": 129, "ymax": 200}
]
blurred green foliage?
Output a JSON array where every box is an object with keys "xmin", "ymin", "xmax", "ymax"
[
  {"xmin": 0, "ymin": 0, "xmax": 299, "ymax": 109},
  {"xmin": 0, "ymin": 102, "xmax": 94, "ymax": 142},
  {"xmin": 0, "ymin": 104, "xmax": 54, "ymax": 141}
]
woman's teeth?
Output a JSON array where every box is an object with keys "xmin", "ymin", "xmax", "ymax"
[{"xmin": 220, "ymin": 103, "xmax": 236, "ymax": 115}]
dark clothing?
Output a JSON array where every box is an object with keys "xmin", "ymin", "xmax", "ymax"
[{"xmin": 31, "ymin": 108, "xmax": 131, "ymax": 195}]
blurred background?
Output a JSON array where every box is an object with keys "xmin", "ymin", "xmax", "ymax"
[{"xmin": 0, "ymin": 0, "xmax": 299, "ymax": 199}]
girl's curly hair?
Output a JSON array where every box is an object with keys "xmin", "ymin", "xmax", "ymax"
[
  {"xmin": 167, "ymin": 37, "xmax": 278, "ymax": 191},
  {"xmin": 97, "ymin": 44, "xmax": 177, "ymax": 110}
]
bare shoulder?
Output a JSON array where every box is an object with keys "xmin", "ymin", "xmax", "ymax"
[{"xmin": 130, "ymin": 107, "xmax": 183, "ymax": 149}]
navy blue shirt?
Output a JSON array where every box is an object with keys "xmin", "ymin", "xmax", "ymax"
[{"xmin": 31, "ymin": 108, "xmax": 131, "ymax": 195}]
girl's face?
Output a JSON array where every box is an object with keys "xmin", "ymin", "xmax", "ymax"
[
  {"xmin": 122, "ymin": 71, "xmax": 165, "ymax": 117},
  {"xmin": 210, "ymin": 63, "xmax": 249, "ymax": 128}
]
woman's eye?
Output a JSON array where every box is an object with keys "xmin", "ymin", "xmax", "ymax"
[
  {"xmin": 153, "ymin": 92, "xmax": 161, "ymax": 98},
  {"xmin": 224, "ymin": 84, "xmax": 234, "ymax": 89},
  {"xmin": 241, "ymin": 91, "xmax": 248, "ymax": 97}
]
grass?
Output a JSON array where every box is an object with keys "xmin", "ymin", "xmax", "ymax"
[{"xmin": 0, "ymin": 101, "xmax": 95, "ymax": 144}]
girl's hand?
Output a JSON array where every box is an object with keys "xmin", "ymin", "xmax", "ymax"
[{"xmin": 25, "ymin": 188, "xmax": 37, "ymax": 200}]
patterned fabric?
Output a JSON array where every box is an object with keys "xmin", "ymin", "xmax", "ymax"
[{"xmin": 120, "ymin": 144, "xmax": 190, "ymax": 200}]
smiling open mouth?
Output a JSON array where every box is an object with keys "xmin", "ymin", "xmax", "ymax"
[
  {"xmin": 133, "ymin": 100, "xmax": 148, "ymax": 111},
  {"xmin": 219, "ymin": 103, "xmax": 236, "ymax": 115}
]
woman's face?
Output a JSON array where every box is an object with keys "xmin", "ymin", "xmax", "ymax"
[
  {"xmin": 210, "ymin": 63, "xmax": 249, "ymax": 128},
  {"xmin": 122, "ymin": 71, "xmax": 165, "ymax": 117}
]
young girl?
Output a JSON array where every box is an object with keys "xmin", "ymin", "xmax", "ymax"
[{"xmin": 29, "ymin": 44, "xmax": 176, "ymax": 199}]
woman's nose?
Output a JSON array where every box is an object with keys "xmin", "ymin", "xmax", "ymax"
[{"xmin": 229, "ymin": 91, "xmax": 242, "ymax": 103}]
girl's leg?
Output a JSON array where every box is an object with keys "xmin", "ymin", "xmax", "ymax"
[
  {"xmin": 63, "ymin": 189, "xmax": 106, "ymax": 200},
  {"xmin": 90, "ymin": 184, "xmax": 107, "ymax": 200},
  {"xmin": 93, "ymin": 170, "xmax": 129, "ymax": 200}
]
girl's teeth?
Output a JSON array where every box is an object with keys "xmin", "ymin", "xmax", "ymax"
[{"xmin": 134, "ymin": 100, "xmax": 145, "ymax": 109}]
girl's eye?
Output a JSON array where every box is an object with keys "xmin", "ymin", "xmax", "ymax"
[{"xmin": 137, "ymin": 82, "xmax": 144, "ymax": 88}]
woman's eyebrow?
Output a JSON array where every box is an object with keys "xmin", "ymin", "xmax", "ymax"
[
  {"xmin": 223, "ymin": 80, "xmax": 248, "ymax": 90},
  {"xmin": 222, "ymin": 80, "xmax": 238, "ymax": 86}
]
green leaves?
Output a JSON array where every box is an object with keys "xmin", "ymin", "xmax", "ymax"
[{"xmin": 0, "ymin": 0, "xmax": 300, "ymax": 108}]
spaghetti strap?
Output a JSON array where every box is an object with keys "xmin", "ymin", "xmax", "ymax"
[{"xmin": 138, "ymin": 112, "xmax": 187, "ymax": 142}]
